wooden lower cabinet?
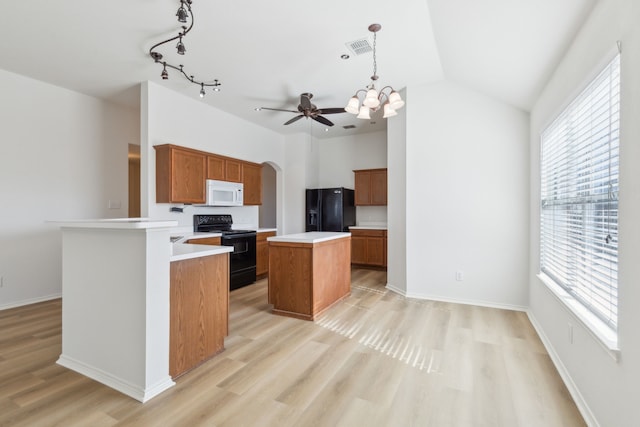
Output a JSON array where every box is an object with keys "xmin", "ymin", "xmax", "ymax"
[
  {"xmin": 256, "ymin": 231, "xmax": 276, "ymax": 277},
  {"xmin": 350, "ymin": 229, "xmax": 387, "ymax": 268},
  {"xmin": 169, "ymin": 253, "xmax": 229, "ymax": 378},
  {"xmin": 268, "ymin": 236, "xmax": 351, "ymax": 321},
  {"xmin": 185, "ymin": 236, "xmax": 221, "ymax": 246}
]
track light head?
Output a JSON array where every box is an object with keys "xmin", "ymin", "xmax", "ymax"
[
  {"xmin": 161, "ymin": 63, "xmax": 168, "ymax": 80},
  {"xmin": 199, "ymin": 83, "xmax": 205, "ymax": 98},
  {"xmin": 176, "ymin": 36, "xmax": 186, "ymax": 55},
  {"xmin": 176, "ymin": 2, "xmax": 188, "ymax": 23}
]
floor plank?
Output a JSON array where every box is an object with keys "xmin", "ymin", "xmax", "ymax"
[{"xmin": 0, "ymin": 269, "xmax": 585, "ymax": 426}]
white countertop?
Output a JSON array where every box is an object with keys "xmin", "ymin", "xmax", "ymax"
[
  {"xmin": 170, "ymin": 232, "xmax": 222, "ymax": 243},
  {"xmin": 170, "ymin": 243, "xmax": 232, "ymax": 262},
  {"xmin": 257, "ymin": 228, "xmax": 277, "ymax": 233},
  {"xmin": 349, "ymin": 226, "xmax": 388, "ymax": 230},
  {"xmin": 54, "ymin": 218, "xmax": 178, "ymax": 229},
  {"xmin": 267, "ymin": 231, "xmax": 350, "ymax": 244}
]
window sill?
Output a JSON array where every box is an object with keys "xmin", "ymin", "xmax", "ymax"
[{"xmin": 536, "ymin": 274, "xmax": 620, "ymax": 362}]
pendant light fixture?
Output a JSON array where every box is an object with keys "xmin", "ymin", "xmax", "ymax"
[
  {"xmin": 345, "ymin": 24, "xmax": 404, "ymax": 119},
  {"xmin": 149, "ymin": 0, "xmax": 221, "ymax": 97}
]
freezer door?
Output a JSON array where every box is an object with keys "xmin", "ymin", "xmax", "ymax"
[{"xmin": 321, "ymin": 188, "xmax": 344, "ymax": 232}]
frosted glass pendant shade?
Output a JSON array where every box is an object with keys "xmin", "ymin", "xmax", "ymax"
[
  {"xmin": 383, "ymin": 103, "xmax": 397, "ymax": 118},
  {"xmin": 357, "ymin": 106, "xmax": 371, "ymax": 119},
  {"xmin": 363, "ymin": 89, "xmax": 380, "ymax": 108},
  {"xmin": 345, "ymin": 96, "xmax": 360, "ymax": 114},
  {"xmin": 388, "ymin": 91, "xmax": 405, "ymax": 110}
]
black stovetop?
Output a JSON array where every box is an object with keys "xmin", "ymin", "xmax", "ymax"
[{"xmin": 193, "ymin": 214, "xmax": 255, "ymax": 235}]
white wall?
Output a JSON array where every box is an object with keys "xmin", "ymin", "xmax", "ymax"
[
  {"xmin": 528, "ymin": 1, "xmax": 640, "ymax": 425},
  {"xmin": 282, "ymin": 133, "xmax": 315, "ymax": 234},
  {"xmin": 398, "ymin": 80, "xmax": 530, "ymax": 309},
  {"xmin": 141, "ymin": 82, "xmax": 286, "ymax": 232},
  {"xmin": 317, "ymin": 131, "xmax": 388, "ymax": 225},
  {"xmin": 0, "ymin": 69, "xmax": 136, "ymax": 309},
  {"xmin": 387, "ymin": 92, "xmax": 408, "ymax": 294}
]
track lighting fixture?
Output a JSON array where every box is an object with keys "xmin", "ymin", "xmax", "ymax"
[
  {"xmin": 149, "ymin": 0, "xmax": 221, "ymax": 97},
  {"xmin": 176, "ymin": 0, "xmax": 189, "ymax": 23},
  {"xmin": 176, "ymin": 33, "xmax": 186, "ymax": 55},
  {"xmin": 345, "ymin": 24, "xmax": 404, "ymax": 119}
]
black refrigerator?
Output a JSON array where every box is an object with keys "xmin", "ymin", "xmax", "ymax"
[{"xmin": 305, "ymin": 188, "xmax": 356, "ymax": 232}]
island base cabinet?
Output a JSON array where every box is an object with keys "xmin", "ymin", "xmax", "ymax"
[
  {"xmin": 268, "ymin": 237, "xmax": 351, "ymax": 321},
  {"xmin": 170, "ymin": 253, "xmax": 229, "ymax": 378}
]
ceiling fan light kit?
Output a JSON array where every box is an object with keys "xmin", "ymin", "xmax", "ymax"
[
  {"xmin": 149, "ymin": 0, "xmax": 221, "ymax": 97},
  {"xmin": 345, "ymin": 23, "xmax": 405, "ymax": 120}
]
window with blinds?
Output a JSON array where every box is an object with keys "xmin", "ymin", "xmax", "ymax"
[{"xmin": 540, "ymin": 54, "xmax": 620, "ymax": 331}]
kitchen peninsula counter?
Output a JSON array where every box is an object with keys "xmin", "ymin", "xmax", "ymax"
[
  {"xmin": 55, "ymin": 218, "xmax": 233, "ymax": 402},
  {"xmin": 267, "ymin": 232, "xmax": 351, "ymax": 321}
]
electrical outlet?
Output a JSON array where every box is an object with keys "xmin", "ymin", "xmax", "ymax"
[
  {"xmin": 108, "ymin": 200, "xmax": 121, "ymax": 209},
  {"xmin": 456, "ymin": 271, "xmax": 464, "ymax": 281}
]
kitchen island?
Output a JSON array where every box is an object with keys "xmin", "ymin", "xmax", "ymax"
[
  {"xmin": 55, "ymin": 219, "xmax": 232, "ymax": 402},
  {"xmin": 267, "ymin": 232, "xmax": 351, "ymax": 321}
]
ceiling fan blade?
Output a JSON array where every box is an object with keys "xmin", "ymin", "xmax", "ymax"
[
  {"xmin": 317, "ymin": 108, "xmax": 346, "ymax": 115},
  {"xmin": 260, "ymin": 107, "xmax": 299, "ymax": 113},
  {"xmin": 284, "ymin": 115, "xmax": 304, "ymax": 125},
  {"xmin": 312, "ymin": 115, "xmax": 334, "ymax": 127},
  {"xmin": 299, "ymin": 93, "xmax": 313, "ymax": 111}
]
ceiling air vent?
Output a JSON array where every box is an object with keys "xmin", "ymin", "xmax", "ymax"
[
  {"xmin": 345, "ymin": 38, "xmax": 372, "ymax": 56},
  {"xmin": 343, "ymin": 125, "xmax": 356, "ymax": 129}
]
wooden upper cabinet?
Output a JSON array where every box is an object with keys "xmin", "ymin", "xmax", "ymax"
[
  {"xmin": 242, "ymin": 162, "xmax": 262, "ymax": 206},
  {"xmin": 155, "ymin": 144, "xmax": 262, "ymax": 205},
  {"xmin": 225, "ymin": 159, "xmax": 242, "ymax": 183},
  {"xmin": 207, "ymin": 155, "xmax": 242, "ymax": 183},
  {"xmin": 207, "ymin": 155, "xmax": 225, "ymax": 181},
  {"xmin": 354, "ymin": 168, "xmax": 387, "ymax": 206},
  {"xmin": 155, "ymin": 144, "xmax": 206, "ymax": 204}
]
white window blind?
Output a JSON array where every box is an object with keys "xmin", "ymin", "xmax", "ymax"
[{"xmin": 540, "ymin": 54, "xmax": 620, "ymax": 331}]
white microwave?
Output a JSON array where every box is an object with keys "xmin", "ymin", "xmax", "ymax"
[{"xmin": 206, "ymin": 179, "xmax": 244, "ymax": 206}]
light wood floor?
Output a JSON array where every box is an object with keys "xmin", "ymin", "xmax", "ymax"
[{"xmin": 0, "ymin": 269, "xmax": 585, "ymax": 426}]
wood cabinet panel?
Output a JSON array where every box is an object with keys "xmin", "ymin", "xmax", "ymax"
[
  {"xmin": 225, "ymin": 159, "xmax": 243, "ymax": 183},
  {"xmin": 350, "ymin": 229, "xmax": 387, "ymax": 269},
  {"xmin": 207, "ymin": 155, "xmax": 226, "ymax": 181},
  {"xmin": 155, "ymin": 145, "xmax": 206, "ymax": 204},
  {"xmin": 354, "ymin": 168, "xmax": 387, "ymax": 206},
  {"xmin": 370, "ymin": 170, "xmax": 388, "ymax": 205},
  {"xmin": 268, "ymin": 237, "xmax": 351, "ymax": 321},
  {"xmin": 256, "ymin": 231, "xmax": 276, "ymax": 277},
  {"xmin": 242, "ymin": 162, "xmax": 262, "ymax": 206},
  {"xmin": 354, "ymin": 171, "xmax": 371, "ymax": 206},
  {"xmin": 170, "ymin": 254, "xmax": 229, "ymax": 378},
  {"xmin": 185, "ymin": 237, "xmax": 221, "ymax": 246}
]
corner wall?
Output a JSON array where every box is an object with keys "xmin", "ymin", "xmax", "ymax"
[
  {"xmin": 0, "ymin": 69, "xmax": 136, "ymax": 309},
  {"xmin": 401, "ymin": 80, "xmax": 530, "ymax": 309}
]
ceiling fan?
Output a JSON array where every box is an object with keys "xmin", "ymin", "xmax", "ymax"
[{"xmin": 259, "ymin": 93, "xmax": 345, "ymax": 126}]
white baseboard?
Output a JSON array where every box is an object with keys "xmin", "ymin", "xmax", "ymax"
[
  {"xmin": 526, "ymin": 311, "xmax": 599, "ymax": 427},
  {"xmin": 57, "ymin": 354, "xmax": 175, "ymax": 403},
  {"xmin": 385, "ymin": 284, "xmax": 527, "ymax": 312},
  {"xmin": 0, "ymin": 293, "xmax": 61, "ymax": 311}
]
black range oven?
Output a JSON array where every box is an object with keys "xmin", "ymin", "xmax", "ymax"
[{"xmin": 193, "ymin": 214, "xmax": 257, "ymax": 290}]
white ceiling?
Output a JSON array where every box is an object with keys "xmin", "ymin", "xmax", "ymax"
[{"xmin": 0, "ymin": 0, "xmax": 595, "ymax": 139}]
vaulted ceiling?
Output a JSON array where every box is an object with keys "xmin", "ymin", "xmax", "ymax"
[{"xmin": 0, "ymin": 0, "xmax": 595, "ymax": 138}]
